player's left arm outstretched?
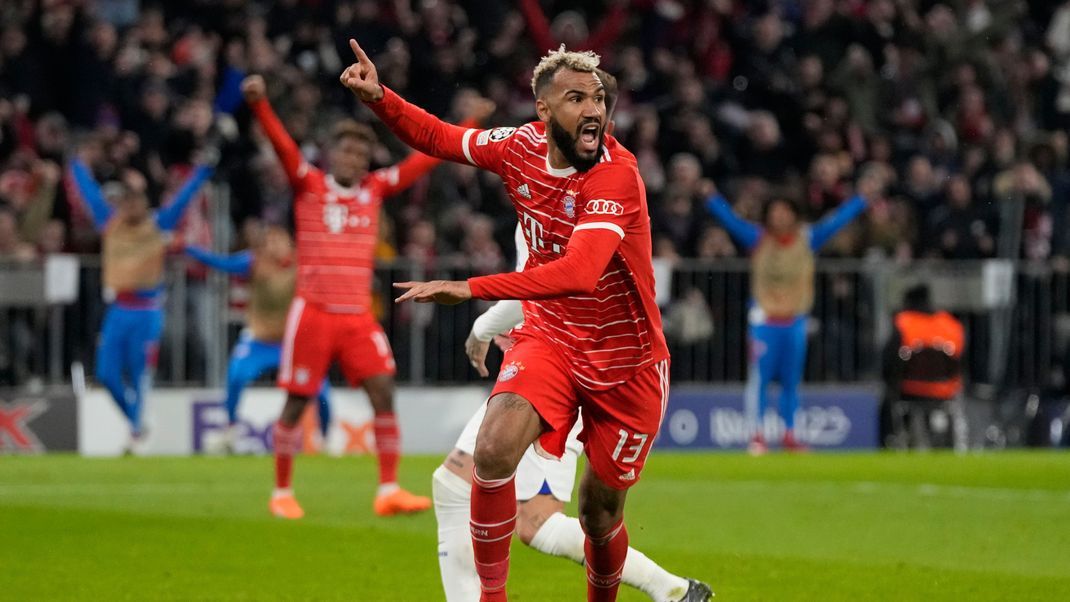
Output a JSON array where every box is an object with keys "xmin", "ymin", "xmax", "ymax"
[
  {"xmin": 395, "ymin": 162, "xmax": 639, "ymax": 305},
  {"xmin": 184, "ymin": 247, "xmax": 254, "ymax": 277}
]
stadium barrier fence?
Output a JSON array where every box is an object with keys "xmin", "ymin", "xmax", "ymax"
[{"xmin": 1, "ymin": 256, "xmax": 1067, "ymax": 394}]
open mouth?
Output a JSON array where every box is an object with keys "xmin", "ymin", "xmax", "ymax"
[{"xmin": 578, "ymin": 122, "xmax": 600, "ymax": 153}]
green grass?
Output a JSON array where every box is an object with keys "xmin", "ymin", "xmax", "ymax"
[{"xmin": 2, "ymin": 452, "xmax": 1069, "ymax": 601}]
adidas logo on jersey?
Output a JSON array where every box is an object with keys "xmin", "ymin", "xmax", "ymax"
[
  {"xmin": 618, "ymin": 468, "xmax": 636, "ymax": 482},
  {"xmin": 516, "ymin": 183, "xmax": 532, "ymax": 199}
]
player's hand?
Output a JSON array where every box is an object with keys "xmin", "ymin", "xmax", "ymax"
[
  {"xmin": 241, "ymin": 75, "xmax": 266, "ymax": 103},
  {"xmin": 340, "ymin": 39, "xmax": 384, "ymax": 102},
  {"xmin": 493, "ymin": 334, "xmax": 516, "ymax": 353},
  {"xmin": 465, "ymin": 331, "xmax": 491, "ymax": 377},
  {"xmin": 394, "ymin": 280, "xmax": 472, "ymax": 305}
]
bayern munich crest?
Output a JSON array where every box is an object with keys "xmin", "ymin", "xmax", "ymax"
[
  {"xmin": 563, "ymin": 195, "xmax": 576, "ymax": 218},
  {"xmin": 498, "ymin": 361, "xmax": 524, "ymax": 382}
]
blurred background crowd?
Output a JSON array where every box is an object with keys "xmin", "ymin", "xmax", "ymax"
[
  {"xmin": 1, "ymin": 0, "xmax": 1069, "ymax": 268},
  {"xmin": 2, "ymin": 0, "xmax": 1070, "ymax": 397}
]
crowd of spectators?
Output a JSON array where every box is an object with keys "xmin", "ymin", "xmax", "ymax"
[{"xmin": 1, "ymin": 0, "xmax": 1069, "ymax": 269}]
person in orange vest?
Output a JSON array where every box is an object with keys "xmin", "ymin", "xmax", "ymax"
[{"xmin": 882, "ymin": 284, "xmax": 967, "ymax": 449}]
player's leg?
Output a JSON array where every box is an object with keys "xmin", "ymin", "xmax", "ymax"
[
  {"xmin": 434, "ymin": 449, "xmax": 482, "ymax": 602},
  {"xmin": 223, "ymin": 332, "xmax": 258, "ymax": 427},
  {"xmin": 121, "ymin": 308, "xmax": 163, "ymax": 441},
  {"xmin": 314, "ymin": 379, "xmax": 331, "ymax": 439},
  {"xmin": 779, "ymin": 317, "xmax": 809, "ymax": 451},
  {"xmin": 437, "ymin": 401, "xmax": 701, "ymax": 602},
  {"xmin": 222, "ymin": 337, "xmax": 280, "ymax": 452},
  {"xmin": 471, "ymin": 336, "xmax": 580, "ymax": 600},
  {"xmin": 471, "ymin": 392, "xmax": 546, "ymax": 601},
  {"xmin": 272, "ymin": 298, "xmax": 329, "ymax": 518},
  {"xmin": 578, "ymin": 468, "xmax": 631, "ymax": 602},
  {"xmin": 363, "ymin": 373, "xmax": 429, "ymax": 514},
  {"xmin": 580, "ymin": 359, "xmax": 711, "ymax": 602},
  {"xmin": 745, "ymin": 322, "xmax": 778, "ymax": 454},
  {"xmin": 339, "ymin": 315, "xmax": 429, "ymax": 514},
  {"xmin": 94, "ymin": 306, "xmax": 132, "ymax": 424},
  {"xmin": 362, "ymin": 375, "xmax": 400, "ymax": 488}
]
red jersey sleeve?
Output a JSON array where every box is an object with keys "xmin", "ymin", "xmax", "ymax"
[
  {"xmin": 249, "ymin": 98, "xmax": 310, "ymax": 190},
  {"xmin": 366, "ymin": 87, "xmax": 513, "ymax": 175},
  {"xmin": 574, "ymin": 160, "xmax": 643, "ymax": 240},
  {"xmin": 367, "ymin": 118, "xmax": 481, "ymax": 198},
  {"xmin": 467, "ymin": 228, "xmax": 622, "ymax": 300}
]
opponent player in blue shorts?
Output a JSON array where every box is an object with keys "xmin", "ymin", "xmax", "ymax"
[
  {"xmin": 705, "ymin": 173, "xmax": 880, "ymax": 454},
  {"xmin": 185, "ymin": 224, "xmax": 331, "ymax": 452},
  {"xmin": 73, "ymin": 155, "xmax": 213, "ymax": 453}
]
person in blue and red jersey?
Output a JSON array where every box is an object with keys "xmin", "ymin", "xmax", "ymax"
[
  {"xmin": 241, "ymin": 75, "xmax": 490, "ymax": 519},
  {"xmin": 704, "ymin": 172, "xmax": 882, "ymax": 455},
  {"xmin": 184, "ymin": 225, "xmax": 332, "ymax": 454},
  {"xmin": 71, "ymin": 154, "xmax": 213, "ymax": 454},
  {"xmin": 343, "ymin": 42, "xmax": 670, "ymax": 602}
]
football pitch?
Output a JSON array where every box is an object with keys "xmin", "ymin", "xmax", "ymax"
[{"xmin": 2, "ymin": 452, "xmax": 1068, "ymax": 601}]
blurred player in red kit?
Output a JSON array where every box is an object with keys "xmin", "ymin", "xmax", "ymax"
[
  {"xmin": 241, "ymin": 74, "xmax": 486, "ymax": 519},
  {"xmin": 343, "ymin": 42, "xmax": 671, "ymax": 601}
]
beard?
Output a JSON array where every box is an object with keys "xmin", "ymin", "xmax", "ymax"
[{"xmin": 549, "ymin": 118, "xmax": 603, "ymax": 173}]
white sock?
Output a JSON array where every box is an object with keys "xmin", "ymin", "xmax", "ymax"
[
  {"xmin": 528, "ymin": 512, "xmax": 690, "ymax": 602},
  {"xmin": 624, "ymin": 547, "xmax": 691, "ymax": 602},
  {"xmin": 432, "ymin": 466, "xmax": 481, "ymax": 602},
  {"xmin": 528, "ymin": 511, "xmax": 585, "ymax": 563},
  {"xmin": 377, "ymin": 482, "xmax": 400, "ymax": 497},
  {"xmin": 272, "ymin": 488, "xmax": 293, "ymax": 499}
]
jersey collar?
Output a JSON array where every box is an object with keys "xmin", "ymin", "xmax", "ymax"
[
  {"xmin": 544, "ymin": 155, "xmax": 577, "ymax": 178},
  {"xmin": 326, "ymin": 174, "xmax": 360, "ymax": 196}
]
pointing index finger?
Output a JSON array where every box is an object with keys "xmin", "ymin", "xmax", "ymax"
[{"xmin": 349, "ymin": 39, "xmax": 371, "ymax": 65}]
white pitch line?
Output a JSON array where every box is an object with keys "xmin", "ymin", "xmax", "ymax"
[
  {"xmin": 702, "ymin": 479, "xmax": 1070, "ymax": 502},
  {"xmin": 0, "ymin": 483, "xmax": 246, "ymax": 496}
]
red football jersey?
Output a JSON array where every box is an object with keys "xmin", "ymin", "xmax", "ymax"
[
  {"xmin": 251, "ymin": 98, "xmax": 438, "ymax": 313},
  {"xmin": 463, "ymin": 122, "xmax": 669, "ymax": 388},
  {"xmin": 369, "ymin": 88, "xmax": 669, "ymax": 388}
]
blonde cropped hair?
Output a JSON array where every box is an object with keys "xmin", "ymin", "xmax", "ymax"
[{"xmin": 531, "ymin": 45, "xmax": 601, "ymax": 97}]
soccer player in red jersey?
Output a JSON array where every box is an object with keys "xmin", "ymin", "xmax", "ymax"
[
  {"xmin": 241, "ymin": 75, "xmax": 485, "ymax": 519},
  {"xmin": 342, "ymin": 42, "xmax": 671, "ymax": 601}
]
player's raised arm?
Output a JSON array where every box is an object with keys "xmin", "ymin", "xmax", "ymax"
[
  {"xmin": 809, "ymin": 173, "xmax": 880, "ymax": 250},
  {"xmin": 341, "ymin": 40, "xmax": 509, "ymax": 172},
  {"xmin": 705, "ymin": 189, "xmax": 761, "ymax": 252},
  {"xmin": 155, "ymin": 161, "xmax": 215, "ymax": 232},
  {"xmin": 184, "ymin": 247, "xmax": 253, "ymax": 277},
  {"xmin": 373, "ymin": 99, "xmax": 496, "ymax": 197},
  {"xmin": 70, "ymin": 158, "xmax": 114, "ymax": 231},
  {"xmin": 243, "ymin": 75, "xmax": 308, "ymax": 188}
]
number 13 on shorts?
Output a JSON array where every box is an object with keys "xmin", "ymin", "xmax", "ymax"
[{"xmin": 612, "ymin": 430, "xmax": 649, "ymax": 464}]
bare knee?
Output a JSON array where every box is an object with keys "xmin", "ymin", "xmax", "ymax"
[
  {"xmin": 578, "ymin": 469, "xmax": 627, "ymax": 537},
  {"xmin": 516, "ymin": 495, "xmax": 564, "ymax": 545},
  {"xmin": 472, "ymin": 431, "xmax": 523, "ymax": 480},
  {"xmin": 442, "ymin": 448, "xmax": 474, "ymax": 483},
  {"xmin": 472, "ymin": 393, "xmax": 544, "ymax": 480},
  {"xmin": 363, "ymin": 375, "xmax": 395, "ymax": 414},
  {"xmin": 279, "ymin": 395, "xmax": 310, "ymax": 426}
]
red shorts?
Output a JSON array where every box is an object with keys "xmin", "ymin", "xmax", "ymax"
[
  {"xmin": 490, "ymin": 333, "xmax": 669, "ymax": 490},
  {"xmin": 277, "ymin": 297, "xmax": 396, "ymax": 396}
]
